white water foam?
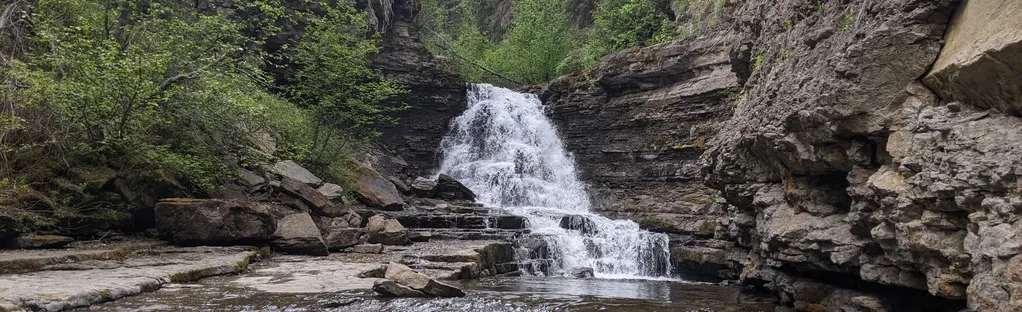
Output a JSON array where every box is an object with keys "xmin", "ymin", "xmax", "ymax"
[{"xmin": 437, "ymin": 84, "xmax": 672, "ymax": 278}]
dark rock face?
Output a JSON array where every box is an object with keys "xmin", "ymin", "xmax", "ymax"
[
  {"xmin": 0, "ymin": 212, "xmax": 16, "ymax": 243},
  {"xmin": 7, "ymin": 234, "xmax": 74, "ymax": 249},
  {"xmin": 154, "ymin": 199, "xmax": 277, "ymax": 246},
  {"xmin": 542, "ymin": 34, "xmax": 739, "ymax": 237},
  {"xmin": 371, "ymin": 0, "xmax": 468, "ymax": 177}
]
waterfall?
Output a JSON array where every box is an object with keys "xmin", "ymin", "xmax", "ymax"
[{"xmin": 437, "ymin": 84, "xmax": 672, "ymax": 278}]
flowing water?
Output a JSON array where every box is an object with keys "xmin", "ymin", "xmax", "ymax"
[{"xmin": 437, "ymin": 84, "xmax": 672, "ymax": 278}]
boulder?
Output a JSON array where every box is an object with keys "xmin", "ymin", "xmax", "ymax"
[
  {"xmin": 559, "ymin": 215, "xmax": 598, "ymax": 235},
  {"xmin": 410, "ymin": 177, "xmax": 437, "ymax": 197},
  {"xmin": 271, "ymin": 213, "xmax": 329, "ymax": 256},
  {"xmin": 435, "ymin": 174, "xmax": 476, "ymax": 201},
  {"xmin": 236, "ymin": 169, "xmax": 266, "ymax": 188},
  {"xmin": 923, "ymin": 0, "xmax": 1022, "ymax": 116},
  {"xmin": 324, "ymin": 227, "xmax": 364, "ymax": 251},
  {"xmin": 155, "ymin": 199, "xmax": 277, "ymax": 246},
  {"xmin": 351, "ymin": 243, "xmax": 384, "ymax": 253},
  {"xmin": 271, "ymin": 160, "xmax": 323, "ymax": 187},
  {"xmin": 373, "ymin": 280, "xmax": 427, "ymax": 297},
  {"xmin": 366, "ymin": 215, "xmax": 411, "ymax": 246},
  {"xmin": 384, "ymin": 262, "xmax": 466, "ymax": 297},
  {"xmin": 316, "ymin": 183, "xmax": 346, "ymax": 201},
  {"xmin": 8, "ymin": 234, "xmax": 74, "ymax": 249},
  {"xmin": 351, "ymin": 164, "xmax": 405, "ymax": 211},
  {"xmin": 568, "ymin": 267, "xmax": 595, "ymax": 278},
  {"xmin": 279, "ymin": 177, "xmax": 330, "ymax": 210},
  {"xmin": 388, "ymin": 176, "xmax": 411, "ymax": 194}
]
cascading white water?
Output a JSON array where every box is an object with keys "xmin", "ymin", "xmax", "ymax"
[{"xmin": 437, "ymin": 84, "xmax": 672, "ymax": 278}]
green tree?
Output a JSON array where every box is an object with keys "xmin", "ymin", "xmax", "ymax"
[{"xmin": 484, "ymin": 0, "xmax": 578, "ymax": 84}]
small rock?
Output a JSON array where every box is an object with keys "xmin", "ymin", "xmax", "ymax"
[
  {"xmin": 324, "ymin": 227, "xmax": 364, "ymax": 251},
  {"xmin": 366, "ymin": 215, "xmax": 411, "ymax": 246},
  {"xmin": 435, "ymin": 174, "xmax": 476, "ymax": 201},
  {"xmin": 410, "ymin": 177, "xmax": 437, "ymax": 197},
  {"xmin": 568, "ymin": 267, "xmax": 595, "ymax": 278},
  {"xmin": 272, "ymin": 160, "xmax": 323, "ymax": 187},
  {"xmin": 408, "ymin": 231, "xmax": 432, "ymax": 242},
  {"xmin": 237, "ymin": 169, "xmax": 266, "ymax": 188},
  {"xmin": 373, "ymin": 280, "xmax": 428, "ymax": 297},
  {"xmin": 316, "ymin": 183, "xmax": 346, "ymax": 200},
  {"xmin": 272, "ymin": 213, "xmax": 329, "ymax": 256},
  {"xmin": 559, "ymin": 215, "xmax": 598, "ymax": 235},
  {"xmin": 9, "ymin": 234, "xmax": 74, "ymax": 249},
  {"xmin": 351, "ymin": 243, "xmax": 384, "ymax": 253},
  {"xmin": 385, "ymin": 262, "xmax": 466, "ymax": 297},
  {"xmin": 388, "ymin": 176, "xmax": 411, "ymax": 194}
]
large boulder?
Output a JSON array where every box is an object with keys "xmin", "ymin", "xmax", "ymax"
[
  {"xmin": 155, "ymin": 199, "xmax": 277, "ymax": 246},
  {"xmin": 279, "ymin": 177, "xmax": 330, "ymax": 210},
  {"xmin": 271, "ymin": 213, "xmax": 329, "ymax": 256},
  {"xmin": 271, "ymin": 160, "xmax": 323, "ymax": 187},
  {"xmin": 923, "ymin": 0, "xmax": 1022, "ymax": 116},
  {"xmin": 435, "ymin": 174, "xmax": 476, "ymax": 201},
  {"xmin": 384, "ymin": 262, "xmax": 466, "ymax": 297},
  {"xmin": 324, "ymin": 226, "xmax": 364, "ymax": 251},
  {"xmin": 351, "ymin": 164, "xmax": 405, "ymax": 211},
  {"xmin": 366, "ymin": 215, "xmax": 411, "ymax": 246}
]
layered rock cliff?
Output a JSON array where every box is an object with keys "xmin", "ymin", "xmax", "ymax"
[{"xmin": 544, "ymin": 0, "xmax": 1022, "ymax": 310}]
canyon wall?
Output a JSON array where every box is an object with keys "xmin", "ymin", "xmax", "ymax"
[{"xmin": 545, "ymin": 0, "xmax": 1022, "ymax": 311}]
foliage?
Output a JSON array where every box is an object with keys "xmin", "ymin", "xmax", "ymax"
[
  {"xmin": 0, "ymin": 0, "xmax": 401, "ymax": 233},
  {"xmin": 483, "ymin": 0, "xmax": 578, "ymax": 84},
  {"xmin": 559, "ymin": 0, "xmax": 673, "ymax": 75},
  {"xmin": 288, "ymin": 5, "xmax": 406, "ymax": 167}
]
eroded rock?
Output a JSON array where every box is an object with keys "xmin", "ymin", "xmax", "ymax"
[{"xmin": 155, "ymin": 199, "xmax": 276, "ymax": 246}]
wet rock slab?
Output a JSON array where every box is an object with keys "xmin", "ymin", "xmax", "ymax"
[{"xmin": 0, "ymin": 242, "xmax": 258, "ymax": 311}]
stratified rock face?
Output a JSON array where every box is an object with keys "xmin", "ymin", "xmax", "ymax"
[
  {"xmin": 371, "ymin": 0, "xmax": 468, "ymax": 177},
  {"xmin": 923, "ymin": 0, "xmax": 1022, "ymax": 116},
  {"xmin": 543, "ymin": 33, "xmax": 741, "ymax": 236},
  {"xmin": 155, "ymin": 199, "xmax": 277, "ymax": 246}
]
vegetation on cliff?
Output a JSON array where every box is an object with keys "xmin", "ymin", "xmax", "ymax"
[
  {"xmin": 0, "ymin": 0, "xmax": 404, "ymax": 234},
  {"xmin": 417, "ymin": 0, "xmax": 727, "ymax": 85}
]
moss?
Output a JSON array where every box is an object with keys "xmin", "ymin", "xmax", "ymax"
[
  {"xmin": 752, "ymin": 53, "xmax": 766, "ymax": 69},
  {"xmin": 234, "ymin": 257, "xmax": 251, "ymax": 273},
  {"xmin": 839, "ymin": 11, "xmax": 855, "ymax": 30},
  {"xmin": 97, "ymin": 289, "xmax": 113, "ymax": 301}
]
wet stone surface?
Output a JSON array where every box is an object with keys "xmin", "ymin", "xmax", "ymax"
[{"xmin": 90, "ymin": 276, "xmax": 778, "ymax": 312}]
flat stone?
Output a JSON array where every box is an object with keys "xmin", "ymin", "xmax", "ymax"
[
  {"xmin": 351, "ymin": 244, "xmax": 384, "ymax": 254},
  {"xmin": 272, "ymin": 160, "xmax": 323, "ymax": 187},
  {"xmin": 408, "ymin": 231, "xmax": 431, "ymax": 242},
  {"xmin": 279, "ymin": 177, "xmax": 330, "ymax": 209},
  {"xmin": 384, "ymin": 262, "xmax": 465, "ymax": 297},
  {"xmin": 410, "ymin": 177, "xmax": 437, "ymax": 197},
  {"xmin": 7, "ymin": 235, "xmax": 74, "ymax": 250},
  {"xmin": 236, "ymin": 169, "xmax": 266, "ymax": 188},
  {"xmin": 372, "ymin": 280, "xmax": 427, "ymax": 297}
]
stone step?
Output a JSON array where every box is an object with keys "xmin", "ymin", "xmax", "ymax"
[
  {"xmin": 394, "ymin": 214, "xmax": 528, "ymax": 230},
  {"xmin": 423, "ymin": 228, "xmax": 528, "ymax": 241},
  {"xmin": 0, "ymin": 241, "xmax": 168, "ymax": 275}
]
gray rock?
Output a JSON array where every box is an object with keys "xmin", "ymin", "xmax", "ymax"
[
  {"xmin": 8, "ymin": 234, "xmax": 74, "ymax": 249},
  {"xmin": 236, "ymin": 169, "xmax": 266, "ymax": 188},
  {"xmin": 410, "ymin": 177, "xmax": 437, "ymax": 197},
  {"xmin": 351, "ymin": 164, "xmax": 405, "ymax": 211},
  {"xmin": 351, "ymin": 243, "xmax": 384, "ymax": 254},
  {"xmin": 271, "ymin": 213, "xmax": 328, "ymax": 256},
  {"xmin": 373, "ymin": 280, "xmax": 427, "ymax": 297},
  {"xmin": 408, "ymin": 231, "xmax": 431, "ymax": 242},
  {"xmin": 558, "ymin": 215, "xmax": 598, "ymax": 235},
  {"xmin": 155, "ymin": 199, "xmax": 276, "ymax": 246},
  {"xmin": 435, "ymin": 174, "xmax": 476, "ymax": 201},
  {"xmin": 384, "ymin": 262, "xmax": 465, "ymax": 297},
  {"xmin": 272, "ymin": 160, "xmax": 323, "ymax": 187},
  {"xmin": 567, "ymin": 267, "xmax": 594, "ymax": 278},
  {"xmin": 388, "ymin": 176, "xmax": 411, "ymax": 194},
  {"xmin": 366, "ymin": 215, "xmax": 410, "ymax": 246},
  {"xmin": 316, "ymin": 183, "xmax": 346, "ymax": 200},
  {"xmin": 279, "ymin": 177, "xmax": 330, "ymax": 210},
  {"xmin": 324, "ymin": 227, "xmax": 364, "ymax": 251}
]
